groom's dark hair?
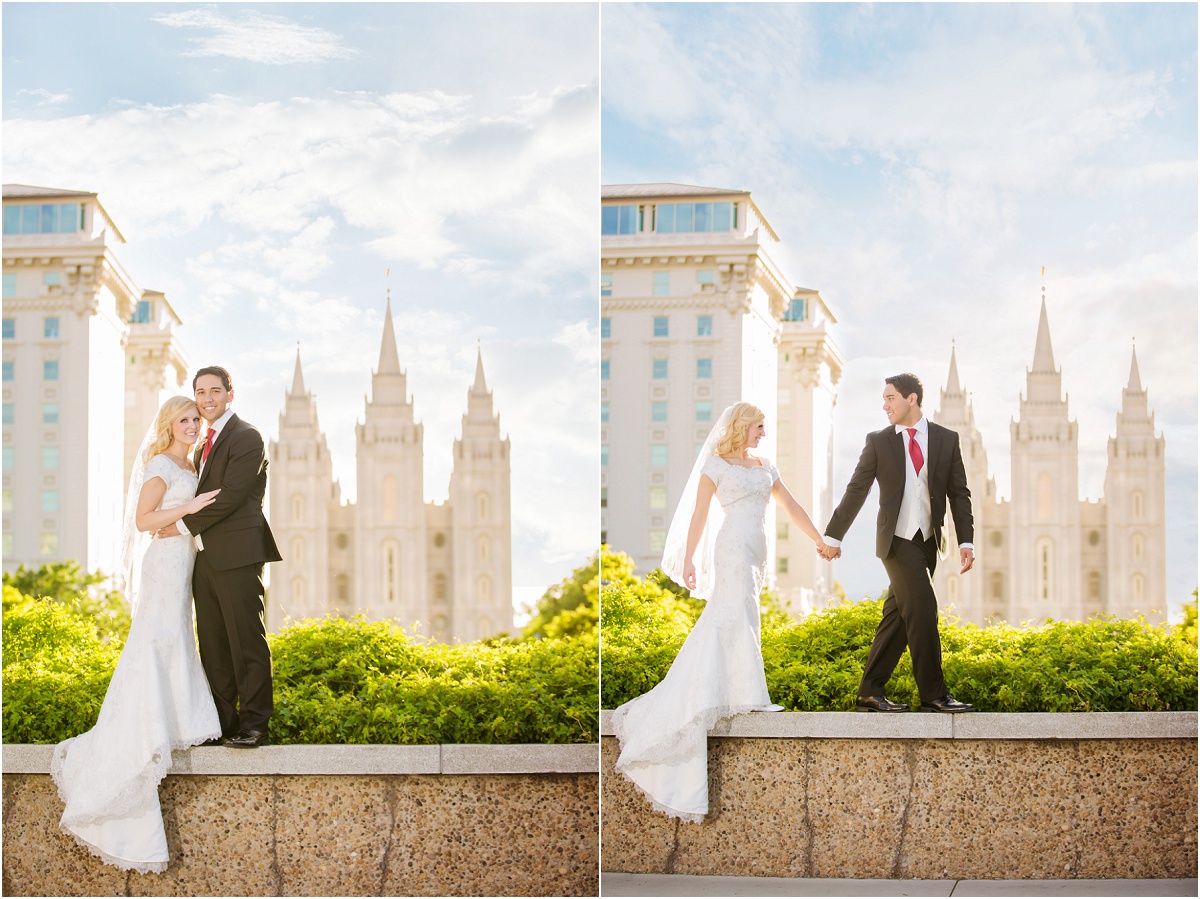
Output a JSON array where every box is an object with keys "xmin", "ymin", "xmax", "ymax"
[
  {"xmin": 886, "ymin": 373, "xmax": 923, "ymax": 406},
  {"xmin": 193, "ymin": 365, "xmax": 232, "ymax": 392}
]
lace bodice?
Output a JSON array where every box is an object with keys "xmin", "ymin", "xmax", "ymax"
[{"xmin": 143, "ymin": 454, "xmax": 198, "ymax": 512}]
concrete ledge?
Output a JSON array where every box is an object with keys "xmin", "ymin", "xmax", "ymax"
[
  {"xmin": 2, "ymin": 742, "xmax": 599, "ymax": 775},
  {"xmin": 600, "ymin": 709, "xmax": 1197, "ymax": 739}
]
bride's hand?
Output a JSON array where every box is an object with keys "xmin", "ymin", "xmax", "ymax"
[
  {"xmin": 185, "ymin": 489, "xmax": 221, "ymax": 514},
  {"xmin": 683, "ymin": 559, "xmax": 697, "ymax": 591}
]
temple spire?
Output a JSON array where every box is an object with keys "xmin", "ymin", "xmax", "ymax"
[
  {"xmin": 946, "ymin": 341, "xmax": 962, "ymax": 394},
  {"xmin": 290, "ymin": 343, "xmax": 305, "ymax": 396},
  {"xmin": 472, "ymin": 343, "xmax": 488, "ymax": 395},
  {"xmin": 377, "ymin": 292, "xmax": 401, "ymax": 375},
  {"xmin": 1031, "ymin": 296, "xmax": 1056, "ymax": 373},
  {"xmin": 1127, "ymin": 341, "xmax": 1143, "ymax": 393}
]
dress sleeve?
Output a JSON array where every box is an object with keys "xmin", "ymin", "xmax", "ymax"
[
  {"xmin": 700, "ymin": 455, "xmax": 722, "ymax": 486},
  {"xmin": 763, "ymin": 457, "xmax": 780, "ymax": 483},
  {"xmin": 142, "ymin": 454, "xmax": 175, "ymax": 487}
]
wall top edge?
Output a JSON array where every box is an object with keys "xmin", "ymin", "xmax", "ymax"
[
  {"xmin": 2, "ymin": 742, "xmax": 600, "ymax": 776},
  {"xmin": 599, "ymin": 710, "xmax": 1197, "ymax": 741}
]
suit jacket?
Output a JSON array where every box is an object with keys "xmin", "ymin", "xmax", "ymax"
[
  {"xmin": 825, "ymin": 420, "xmax": 973, "ymax": 560},
  {"xmin": 182, "ymin": 413, "xmax": 282, "ymax": 571}
]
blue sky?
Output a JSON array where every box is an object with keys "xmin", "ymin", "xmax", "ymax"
[
  {"xmin": 603, "ymin": 2, "xmax": 1197, "ymax": 619},
  {"xmin": 4, "ymin": 2, "xmax": 600, "ymax": 617}
]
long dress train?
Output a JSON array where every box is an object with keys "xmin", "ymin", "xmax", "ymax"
[
  {"xmin": 50, "ymin": 454, "xmax": 221, "ymax": 873},
  {"xmin": 612, "ymin": 456, "xmax": 779, "ymax": 822}
]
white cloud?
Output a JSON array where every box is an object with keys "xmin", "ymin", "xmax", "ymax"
[
  {"xmin": 153, "ymin": 7, "xmax": 355, "ymax": 65},
  {"xmin": 16, "ymin": 88, "xmax": 69, "ymax": 106}
]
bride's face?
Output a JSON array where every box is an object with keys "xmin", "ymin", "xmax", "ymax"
[
  {"xmin": 747, "ymin": 419, "xmax": 766, "ymax": 447},
  {"xmin": 170, "ymin": 406, "xmax": 203, "ymax": 450}
]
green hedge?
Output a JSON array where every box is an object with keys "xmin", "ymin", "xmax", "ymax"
[
  {"xmin": 601, "ymin": 556, "xmax": 1198, "ymax": 713},
  {"xmin": 4, "ymin": 571, "xmax": 598, "ymax": 746}
]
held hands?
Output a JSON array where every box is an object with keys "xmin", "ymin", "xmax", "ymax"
[
  {"xmin": 815, "ymin": 541, "xmax": 841, "ymax": 561},
  {"xmin": 959, "ymin": 546, "xmax": 975, "ymax": 574}
]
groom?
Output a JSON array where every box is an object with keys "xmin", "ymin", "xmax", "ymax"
[
  {"xmin": 821, "ymin": 373, "xmax": 976, "ymax": 713},
  {"xmin": 157, "ymin": 366, "xmax": 281, "ymax": 746}
]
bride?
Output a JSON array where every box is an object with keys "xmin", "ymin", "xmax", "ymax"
[
  {"xmin": 612, "ymin": 402, "xmax": 830, "ymax": 822},
  {"xmin": 51, "ymin": 396, "xmax": 223, "ymax": 873}
]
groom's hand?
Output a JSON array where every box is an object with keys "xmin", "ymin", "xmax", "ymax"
[
  {"xmin": 960, "ymin": 546, "xmax": 975, "ymax": 573},
  {"xmin": 154, "ymin": 522, "xmax": 181, "ymax": 539}
]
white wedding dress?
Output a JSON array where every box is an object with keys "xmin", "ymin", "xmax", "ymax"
[
  {"xmin": 50, "ymin": 454, "xmax": 221, "ymax": 873},
  {"xmin": 613, "ymin": 456, "xmax": 779, "ymax": 822}
]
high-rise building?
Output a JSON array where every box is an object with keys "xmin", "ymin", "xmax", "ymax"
[
  {"xmin": 931, "ymin": 293, "xmax": 1167, "ymax": 623},
  {"xmin": 600, "ymin": 183, "xmax": 842, "ymax": 614},
  {"xmin": 2, "ymin": 184, "xmax": 186, "ymax": 576},
  {"xmin": 269, "ymin": 296, "xmax": 513, "ymax": 642}
]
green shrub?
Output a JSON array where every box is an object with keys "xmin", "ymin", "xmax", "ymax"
[
  {"xmin": 3, "ymin": 573, "xmax": 598, "ymax": 745},
  {"xmin": 523, "ymin": 552, "xmax": 599, "ymax": 639},
  {"xmin": 3, "ymin": 561, "xmax": 130, "ymax": 644},
  {"xmin": 601, "ymin": 563, "xmax": 1199, "ymax": 712}
]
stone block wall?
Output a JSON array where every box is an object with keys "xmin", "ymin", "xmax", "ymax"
[
  {"xmin": 600, "ymin": 712, "xmax": 1197, "ymax": 880},
  {"xmin": 2, "ymin": 744, "xmax": 598, "ymax": 897}
]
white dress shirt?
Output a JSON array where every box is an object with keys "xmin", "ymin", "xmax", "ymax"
[
  {"xmin": 895, "ymin": 417, "xmax": 932, "ymax": 542},
  {"xmin": 177, "ymin": 407, "xmax": 234, "ymax": 550}
]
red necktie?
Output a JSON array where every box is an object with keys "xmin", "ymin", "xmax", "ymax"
[
  {"xmin": 201, "ymin": 429, "xmax": 215, "ymax": 464},
  {"xmin": 907, "ymin": 427, "xmax": 924, "ymax": 476}
]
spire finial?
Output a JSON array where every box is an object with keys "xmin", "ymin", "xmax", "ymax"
[
  {"xmin": 290, "ymin": 342, "xmax": 305, "ymax": 395},
  {"xmin": 377, "ymin": 293, "xmax": 401, "ymax": 375}
]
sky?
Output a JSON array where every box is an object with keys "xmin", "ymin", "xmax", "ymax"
[
  {"xmin": 4, "ymin": 2, "xmax": 600, "ymax": 618},
  {"xmin": 602, "ymin": 2, "xmax": 1198, "ymax": 620}
]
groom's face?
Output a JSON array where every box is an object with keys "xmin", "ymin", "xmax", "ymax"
[
  {"xmin": 195, "ymin": 374, "xmax": 233, "ymax": 424},
  {"xmin": 882, "ymin": 385, "xmax": 920, "ymax": 427}
]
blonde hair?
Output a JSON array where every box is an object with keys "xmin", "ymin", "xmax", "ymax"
[
  {"xmin": 143, "ymin": 396, "xmax": 200, "ymax": 462},
  {"xmin": 714, "ymin": 402, "xmax": 765, "ymax": 456}
]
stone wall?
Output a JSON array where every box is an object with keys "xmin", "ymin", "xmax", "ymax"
[
  {"xmin": 601, "ymin": 711, "xmax": 1197, "ymax": 880},
  {"xmin": 3, "ymin": 743, "xmax": 598, "ymax": 897}
]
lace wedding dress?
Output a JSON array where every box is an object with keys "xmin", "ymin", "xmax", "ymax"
[
  {"xmin": 613, "ymin": 455, "xmax": 780, "ymax": 822},
  {"xmin": 50, "ymin": 454, "xmax": 221, "ymax": 873}
]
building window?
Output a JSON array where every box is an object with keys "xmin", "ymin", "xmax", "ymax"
[
  {"xmin": 433, "ymin": 573, "xmax": 446, "ymax": 601},
  {"xmin": 697, "ymin": 315, "xmax": 713, "ymax": 336},
  {"xmin": 2, "ymin": 447, "xmax": 13, "ymax": 469},
  {"xmin": 43, "ymin": 360, "xmax": 59, "ymax": 381},
  {"xmin": 383, "ymin": 541, "xmax": 400, "ymax": 602},
  {"xmin": 653, "ymin": 316, "xmax": 669, "ymax": 337},
  {"xmin": 648, "ymin": 530, "xmax": 666, "ymax": 553},
  {"xmin": 42, "ymin": 446, "xmax": 58, "ymax": 468},
  {"xmin": 43, "ymin": 317, "xmax": 59, "ymax": 338},
  {"xmin": 697, "ymin": 270, "xmax": 714, "ymax": 286},
  {"xmin": 476, "ymin": 491, "xmax": 490, "ymax": 521},
  {"xmin": 335, "ymin": 532, "xmax": 350, "ymax": 550},
  {"xmin": 2, "ymin": 404, "xmax": 11, "ymax": 425},
  {"xmin": 990, "ymin": 572, "xmax": 1004, "ymax": 601},
  {"xmin": 1131, "ymin": 490, "xmax": 1144, "ymax": 519},
  {"xmin": 292, "ymin": 494, "xmax": 304, "ymax": 522},
  {"xmin": 1132, "ymin": 533, "xmax": 1144, "ymax": 561},
  {"xmin": 41, "ymin": 533, "xmax": 58, "ymax": 556},
  {"xmin": 1132, "ymin": 574, "xmax": 1144, "ymax": 603},
  {"xmin": 600, "ymin": 274, "xmax": 612, "ymax": 298},
  {"xmin": 1, "ymin": 275, "xmax": 13, "ymax": 299},
  {"xmin": 777, "ymin": 521, "xmax": 789, "ymax": 539},
  {"xmin": 131, "ymin": 300, "xmax": 152, "ymax": 324},
  {"xmin": 652, "ymin": 358, "xmax": 668, "ymax": 379},
  {"xmin": 784, "ymin": 297, "xmax": 806, "ymax": 321},
  {"xmin": 2, "ymin": 534, "xmax": 11, "ymax": 557},
  {"xmin": 3, "ymin": 202, "xmax": 81, "ymax": 235},
  {"xmin": 651, "ymin": 401, "xmax": 667, "ymax": 422},
  {"xmin": 652, "ymin": 273, "xmax": 669, "ymax": 297},
  {"xmin": 601, "ymin": 360, "xmax": 609, "ymax": 380},
  {"xmin": 600, "ymin": 317, "xmax": 610, "ymax": 339},
  {"xmin": 649, "ymin": 486, "xmax": 666, "ymax": 509},
  {"xmin": 2, "ymin": 317, "xmax": 12, "ymax": 337},
  {"xmin": 696, "ymin": 401, "xmax": 713, "ymax": 422},
  {"xmin": 291, "ymin": 577, "xmax": 305, "ymax": 605},
  {"xmin": 777, "ymin": 557, "xmax": 788, "ymax": 574},
  {"xmin": 601, "ymin": 444, "xmax": 608, "ymax": 466},
  {"xmin": 2, "ymin": 489, "xmax": 11, "ymax": 512},
  {"xmin": 655, "ymin": 201, "xmax": 733, "ymax": 234},
  {"xmin": 1037, "ymin": 537, "xmax": 1054, "ymax": 601},
  {"xmin": 696, "ymin": 358, "xmax": 712, "ymax": 379},
  {"xmin": 600, "ymin": 486, "xmax": 607, "ymax": 508},
  {"xmin": 39, "ymin": 488, "xmax": 58, "ymax": 513},
  {"xmin": 478, "ymin": 575, "xmax": 492, "ymax": 603},
  {"xmin": 650, "ymin": 444, "xmax": 667, "ymax": 466},
  {"xmin": 1087, "ymin": 571, "xmax": 1102, "ymax": 601},
  {"xmin": 334, "ymin": 574, "xmax": 349, "ymax": 602},
  {"xmin": 42, "ymin": 403, "xmax": 58, "ymax": 424},
  {"xmin": 291, "ymin": 536, "xmax": 304, "ymax": 564},
  {"xmin": 601, "ymin": 204, "xmax": 638, "ymax": 235},
  {"xmin": 478, "ymin": 534, "xmax": 490, "ymax": 563},
  {"xmin": 1, "ymin": 362, "xmax": 11, "ymax": 382},
  {"xmin": 43, "ymin": 274, "xmax": 61, "ymax": 291},
  {"xmin": 600, "ymin": 401, "xmax": 609, "ymax": 423}
]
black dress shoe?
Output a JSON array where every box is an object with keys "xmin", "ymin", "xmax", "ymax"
[
  {"xmin": 224, "ymin": 729, "xmax": 270, "ymax": 748},
  {"xmin": 855, "ymin": 695, "xmax": 909, "ymax": 712},
  {"xmin": 919, "ymin": 695, "xmax": 976, "ymax": 713}
]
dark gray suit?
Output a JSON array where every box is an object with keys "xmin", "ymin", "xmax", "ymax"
[{"xmin": 825, "ymin": 421, "xmax": 973, "ymax": 701}]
